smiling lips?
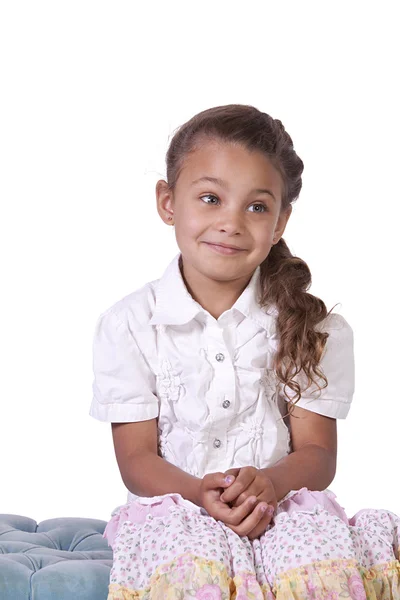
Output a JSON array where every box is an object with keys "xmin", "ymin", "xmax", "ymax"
[{"xmin": 204, "ymin": 242, "xmax": 246, "ymax": 255}]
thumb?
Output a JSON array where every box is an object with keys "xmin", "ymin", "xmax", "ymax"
[
  {"xmin": 221, "ymin": 473, "xmax": 236, "ymax": 487},
  {"xmin": 207, "ymin": 472, "xmax": 236, "ymax": 490}
]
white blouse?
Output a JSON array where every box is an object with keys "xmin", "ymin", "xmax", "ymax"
[{"xmin": 90, "ymin": 253, "xmax": 355, "ymax": 505}]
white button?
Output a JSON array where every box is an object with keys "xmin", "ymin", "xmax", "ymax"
[
  {"xmin": 222, "ymin": 400, "xmax": 231, "ymax": 409},
  {"xmin": 215, "ymin": 353, "xmax": 225, "ymax": 362},
  {"xmin": 213, "ymin": 438, "xmax": 222, "ymax": 448}
]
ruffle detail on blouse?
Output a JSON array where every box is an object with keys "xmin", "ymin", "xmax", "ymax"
[{"xmin": 156, "ymin": 358, "xmax": 182, "ymax": 403}]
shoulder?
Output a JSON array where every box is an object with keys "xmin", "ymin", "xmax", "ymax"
[
  {"xmin": 95, "ymin": 276, "xmax": 160, "ymax": 335},
  {"xmin": 314, "ymin": 312, "xmax": 354, "ymax": 361},
  {"xmin": 314, "ymin": 311, "xmax": 355, "ymax": 378},
  {"xmin": 316, "ymin": 311, "xmax": 353, "ymax": 337}
]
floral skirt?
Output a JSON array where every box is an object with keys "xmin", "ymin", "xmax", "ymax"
[{"xmin": 102, "ymin": 487, "xmax": 400, "ymax": 600}]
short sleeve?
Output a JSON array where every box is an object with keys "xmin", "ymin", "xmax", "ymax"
[
  {"xmin": 89, "ymin": 309, "xmax": 159, "ymax": 422},
  {"xmin": 279, "ymin": 313, "xmax": 355, "ymax": 419}
]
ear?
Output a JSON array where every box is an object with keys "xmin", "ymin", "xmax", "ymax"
[
  {"xmin": 156, "ymin": 179, "xmax": 175, "ymax": 225},
  {"xmin": 273, "ymin": 204, "xmax": 292, "ymax": 244}
]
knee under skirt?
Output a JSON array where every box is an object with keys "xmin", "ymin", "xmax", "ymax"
[{"xmin": 102, "ymin": 487, "xmax": 400, "ymax": 600}]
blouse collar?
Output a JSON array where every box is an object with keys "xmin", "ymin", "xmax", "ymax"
[{"xmin": 149, "ymin": 253, "xmax": 277, "ymax": 335}]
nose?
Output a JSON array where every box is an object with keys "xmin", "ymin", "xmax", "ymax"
[{"xmin": 215, "ymin": 208, "xmax": 244, "ymax": 235}]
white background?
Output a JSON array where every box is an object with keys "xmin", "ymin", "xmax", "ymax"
[{"xmin": 1, "ymin": 1, "xmax": 399, "ymax": 524}]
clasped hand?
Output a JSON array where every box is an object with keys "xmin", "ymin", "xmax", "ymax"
[{"xmin": 198, "ymin": 467, "xmax": 277, "ymax": 540}]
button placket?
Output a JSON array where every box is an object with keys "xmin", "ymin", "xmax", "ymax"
[{"xmin": 203, "ymin": 324, "xmax": 233, "ymax": 467}]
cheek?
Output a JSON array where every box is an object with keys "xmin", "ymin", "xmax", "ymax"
[
  {"xmin": 177, "ymin": 207, "xmax": 206, "ymax": 234},
  {"xmin": 254, "ymin": 226, "xmax": 274, "ymax": 247}
]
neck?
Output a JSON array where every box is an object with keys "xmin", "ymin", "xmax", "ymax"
[{"xmin": 179, "ymin": 256, "xmax": 254, "ymax": 321}]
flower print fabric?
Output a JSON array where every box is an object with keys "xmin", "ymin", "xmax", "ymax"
[{"xmin": 103, "ymin": 488, "xmax": 400, "ymax": 600}]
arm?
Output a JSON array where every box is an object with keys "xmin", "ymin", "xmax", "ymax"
[
  {"xmin": 112, "ymin": 419, "xmax": 274, "ymax": 537},
  {"xmin": 260, "ymin": 403, "xmax": 337, "ymax": 501},
  {"xmin": 112, "ymin": 418, "xmax": 202, "ymax": 506}
]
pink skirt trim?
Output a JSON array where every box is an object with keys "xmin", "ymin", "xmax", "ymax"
[
  {"xmin": 103, "ymin": 495, "xmax": 177, "ymax": 547},
  {"xmin": 103, "ymin": 487, "xmax": 349, "ymax": 548},
  {"xmin": 276, "ymin": 487, "xmax": 349, "ymax": 524}
]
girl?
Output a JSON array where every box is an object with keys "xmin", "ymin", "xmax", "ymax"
[{"xmin": 90, "ymin": 104, "xmax": 400, "ymax": 600}]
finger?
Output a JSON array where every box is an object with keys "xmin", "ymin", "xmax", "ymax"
[
  {"xmin": 203, "ymin": 472, "xmax": 236, "ymax": 492},
  {"xmin": 220, "ymin": 471, "xmax": 256, "ymax": 504},
  {"xmin": 230, "ymin": 486, "xmax": 267, "ymax": 508},
  {"xmin": 247, "ymin": 512, "xmax": 274, "ymax": 540},
  {"xmin": 256, "ymin": 493, "xmax": 277, "ymax": 514},
  {"xmin": 213, "ymin": 495, "xmax": 259, "ymax": 526},
  {"xmin": 231, "ymin": 491, "xmax": 250, "ymax": 507},
  {"xmin": 224, "ymin": 468, "xmax": 240, "ymax": 478},
  {"xmin": 230, "ymin": 478, "xmax": 278, "ymax": 508},
  {"xmin": 228, "ymin": 501, "xmax": 270, "ymax": 537}
]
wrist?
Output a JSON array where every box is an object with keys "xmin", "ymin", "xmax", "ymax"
[
  {"xmin": 259, "ymin": 468, "xmax": 278, "ymax": 500},
  {"xmin": 188, "ymin": 476, "xmax": 203, "ymax": 508}
]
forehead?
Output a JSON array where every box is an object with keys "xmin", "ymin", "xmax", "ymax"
[{"xmin": 178, "ymin": 140, "xmax": 283, "ymax": 196}]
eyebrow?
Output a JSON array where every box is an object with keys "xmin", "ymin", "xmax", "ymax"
[{"xmin": 191, "ymin": 176, "xmax": 277, "ymax": 202}]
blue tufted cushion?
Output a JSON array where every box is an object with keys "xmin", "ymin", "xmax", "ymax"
[{"xmin": 0, "ymin": 513, "xmax": 113, "ymax": 599}]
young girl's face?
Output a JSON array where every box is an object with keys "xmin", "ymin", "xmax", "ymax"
[{"xmin": 157, "ymin": 138, "xmax": 292, "ymax": 282}]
